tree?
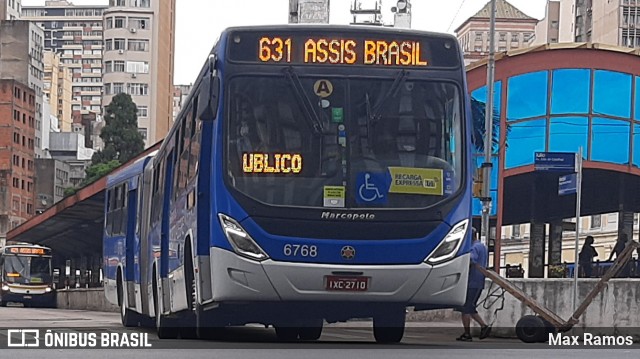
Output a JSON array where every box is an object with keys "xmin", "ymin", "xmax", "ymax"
[
  {"xmin": 81, "ymin": 160, "xmax": 121, "ymax": 186},
  {"xmin": 93, "ymin": 93, "xmax": 144, "ymax": 165},
  {"xmin": 63, "ymin": 187, "xmax": 77, "ymax": 197},
  {"xmin": 471, "ymin": 97, "xmax": 502, "ymax": 154}
]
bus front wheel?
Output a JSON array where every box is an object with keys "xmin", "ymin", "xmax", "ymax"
[
  {"xmin": 298, "ymin": 319, "xmax": 323, "ymax": 341},
  {"xmin": 373, "ymin": 308, "xmax": 405, "ymax": 344},
  {"xmin": 275, "ymin": 326, "xmax": 299, "ymax": 341}
]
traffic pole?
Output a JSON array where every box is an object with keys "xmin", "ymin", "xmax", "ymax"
[
  {"xmin": 572, "ymin": 147, "xmax": 583, "ymax": 316},
  {"xmin": 481, "ymin": 0, "xmax": 496, "ymax": 254}
]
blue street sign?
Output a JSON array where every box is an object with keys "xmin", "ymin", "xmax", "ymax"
[
  {"xmin": 559, "ymin": 174, "xmax": 577, "ymax": 196},
  {"xmin": 534, "ymin": 152, "xmax": 577, "ymax": 172}
]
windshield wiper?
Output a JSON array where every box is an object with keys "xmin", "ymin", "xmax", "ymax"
[
  {"xmin": 283, "ymin": 67, "xmax": 323, "ymax": 135},
  {"xmin": 368, "ymin": 69, "xmax": 409, "ymax": 123}
]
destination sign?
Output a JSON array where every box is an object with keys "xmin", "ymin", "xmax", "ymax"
[
  {"xmin": 242, "ymin": 153, "xmax": 303, "ymax": 174},
  {"xmin": 228, "ymin": 31, "xmax": 460, "ymax": 68},
  {"xmin": 5, "ymin": 247, "xmax": 51, "ymax": 255},
  {"xmin": 259, "ymin": 37, "xmax": 427, "ymax": 66}
]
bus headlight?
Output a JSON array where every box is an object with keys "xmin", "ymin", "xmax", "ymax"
[
  {"xmin": 1, "ymin": 284, "xmax": 8, "ymax": 291},
  {"xmin": 45, "ymin": 287, "xmax": 52, "ymax": 293},
  {"xmin": 218, "ymin": 213, "xmax": 269, "ymax": 261},
  {"xmin": 425, "ymin": 219, "xmax": 469, "ymax": 265}
]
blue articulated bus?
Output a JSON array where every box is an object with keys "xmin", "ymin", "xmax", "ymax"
[
  {"xmin": 103, "ymin": 153, "xmax": 157, "ymax": 327},
  {"xmin": 104, "ymin": 25, "xmax": 474, "ymax": 343}
]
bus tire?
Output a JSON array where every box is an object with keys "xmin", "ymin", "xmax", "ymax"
[
  {"xmin": 298, "ymin": 319, "xmax": 323, "ymax": 341},
  {"xmin": 515, "ymin": 315, "xmax": 547, "ymax": 343},
  {"xmin": 196, "ymin": 318, "xmax": 225, "ymax": 340},
  {"xmin": 47, "ymin": 296, "xmax": 57, "ymax": 309},
  {"xmin": 195, "ymin": 304, "xmax": 226, "ymax": 340},
  {"xmin": 118, "ymin": 272, "xmax": 143, "ymax": 327},
  {"xmin": 153, "ymin": 269, "xmax": 179, "ymax": 339},
  {"xmin": 180, "ymin": 247, "xmax": 198, "ymax": 339},
  {"xmin": 373, "ymin": 308, "xmax": 405, "ymax": 344},
  {"xmin": 275, "ymin": 326, "xmax": 299, "ymax": 342}
]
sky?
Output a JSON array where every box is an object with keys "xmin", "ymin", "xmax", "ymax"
[{"xmin": 22, "ymin": 0, "xmax": 549, "ymax": 85}]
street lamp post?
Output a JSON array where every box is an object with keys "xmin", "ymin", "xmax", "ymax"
[{"xmin": 481, "ymin": 0, "xmax": 497, "ymax": 256}]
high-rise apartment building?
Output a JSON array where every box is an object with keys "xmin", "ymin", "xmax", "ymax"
[
  {"xmin": 22, "ymin": 0, "xmax": 107, "ymax": 148},
  {"xmin": 0, "ymin": 80, "xmax": 37, "ymax": 237},
  {"xmin": 455, "ymin": 0, "xmax": 538, "ymax": 65},
  {"xmin": 0, "ymin": 20, "xmax": 45, "ymax": 159},
  {"xmin": 172, "ymin": 84, "xmax": 191, "ymax": 122},
  {"xmin": 532, "ymin": 0, "xmax": 560, "ymax": 45},
  {"xmin": 102, "ymin": 0, "xmax": 176, "ymax": 147},
  {"xmin": 43, "ymin": 51, "xmax": 73, "ymax": 132},
  {"xmin": 555, "ymin": 0, "xmax": 640, "ymax": 47},
  {"xmin": 0, "ymin": 0, "xmax": 21, "ymax": 20}
]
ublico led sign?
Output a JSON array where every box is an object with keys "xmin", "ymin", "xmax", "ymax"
[{"xmin": 242, "ymin": 153, "xmax": 303, "ymax": 174}]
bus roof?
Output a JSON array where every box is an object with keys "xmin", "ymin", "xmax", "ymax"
[
  {"xmin": 222, "ymin": 24, "xmax": 458, "ymax": 41},
  {"xmin": 106, "ymin": 152, "xmax": 156, "ymax": 188}
]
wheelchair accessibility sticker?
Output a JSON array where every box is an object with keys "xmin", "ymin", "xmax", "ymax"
[
  {"xmin": 388, "ymin": 167, "xmax": 443, "ymax": 196},
  {"xmin": 356, "ymin": 172, "xmax": 389, "ymax": 204}
]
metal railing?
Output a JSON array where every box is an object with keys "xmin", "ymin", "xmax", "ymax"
[{"xmin": 492, "ymin": 259, "xmax": 640, "ymax": 279}]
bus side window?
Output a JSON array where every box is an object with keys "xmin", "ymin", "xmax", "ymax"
[
  {"xmin": 106, "ymin": 188, "xmax": 114, "ymax": 236},
  {"xmin": 114, "ymin": 184, "xmax": 124, "ymax": 235},
  {"xmin": 179, "ymin": 104, "xmax": 193, "ymax": 191},
  {"xmin": 187, "ymin": 98, "xmax": 202, "ymax": 182},
  {"xmin": 113, "ymin": 186, "xmax": 121, "ymax": 235},
  {"xmin": 151, "ymin": 164, "xmax": 160, "ymax": 223},
  {"xmin": 173, "ymin": 125, "xmax": 183, "ymax": 200},
  {"xmin": 152, "ymin": 159, "xmax": 166, "ymax": 223},
  {"xmin": 121, "ymin": 183, "xmax": 128, "ymax": 235}
]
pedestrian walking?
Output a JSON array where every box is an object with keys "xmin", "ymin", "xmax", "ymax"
[
  {"xmin": 455, "ymin": 228, "xmax": 491, "ymax": 342},
  {"xmin": 608, "ymin": 233, "xmax": 631, "ymax": 277}
]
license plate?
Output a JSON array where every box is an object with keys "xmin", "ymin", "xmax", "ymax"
[
  {"xmin": 23, "ymin": 295, "xmax": 32, "ymax": 299},
  {"xmin": 325, "ymin": 276, "xmax": 369, "ymax": 291}
]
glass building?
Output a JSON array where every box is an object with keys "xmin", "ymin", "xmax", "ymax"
[{"xmin": 466, "ymin": 44, "xmax": 640, "ymax": 276}]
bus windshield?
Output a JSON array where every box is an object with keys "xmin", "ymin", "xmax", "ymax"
[
  {"xmin": 226, "ymin": 74, "xmax": 463, "ymax": 209},
  {"xmin": 3, "ymin": 255, "xmax": 52, "ymax": 284}
]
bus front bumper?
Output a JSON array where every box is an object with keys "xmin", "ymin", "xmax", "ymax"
[
  {"xmin": 209, "ymin": 247, "xmax": 469, "ymax": 307},
  {"xmin": 0, "ymin": 288, "xmax": 56, "ymax": 306}
]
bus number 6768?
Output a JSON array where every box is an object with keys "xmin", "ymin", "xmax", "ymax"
[{"xmin": 283, "ymin": 244, "xmax": 317, "ymax": 257}]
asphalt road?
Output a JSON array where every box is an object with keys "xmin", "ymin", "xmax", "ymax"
[{"xmin": 0, "ymin": 306, "xmax": 638, "ymax": 358}]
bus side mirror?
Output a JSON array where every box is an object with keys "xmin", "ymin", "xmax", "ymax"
[{"xmin": 197, "ymin": 72, "xmax": 220, "ymax": 120}]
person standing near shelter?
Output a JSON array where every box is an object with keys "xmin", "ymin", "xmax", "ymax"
[
  {"xmin": 608, "ymin": 233, "xmax": 630, "ymax": 277},
  {"xmin": 579, "ymin": 236, "xmax": 598, "ymax": 278},
  {"xmin": 455, "ymin": 228, "xmax": 491, "ymax": 342}
]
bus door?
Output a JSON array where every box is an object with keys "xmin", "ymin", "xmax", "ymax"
[{"xmin": 125, "ymin": 181, "xmax": 138, "ymax": 309}]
